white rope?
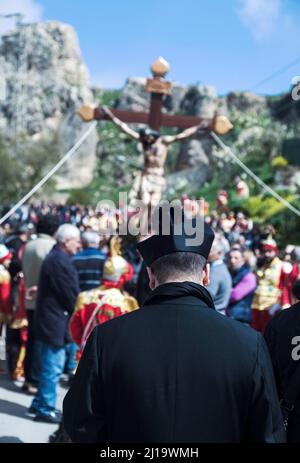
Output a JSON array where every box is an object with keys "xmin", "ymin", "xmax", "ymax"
[
  {"xmin": 0, "ymin": 121, "xmax": 97, "ymax": 225},
  {"xmin": 210, "ymin": 131, "xmax": 300, "ymax": 217}
]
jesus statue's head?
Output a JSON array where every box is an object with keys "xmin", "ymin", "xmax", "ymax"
[{"xmin": 139, "ymin": 128, "xmax": 160, "ymax": 146}]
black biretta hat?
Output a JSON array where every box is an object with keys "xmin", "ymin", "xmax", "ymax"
[{"xmin": 137, "ymin": 207, "xmax": 215, "ymax": 267}]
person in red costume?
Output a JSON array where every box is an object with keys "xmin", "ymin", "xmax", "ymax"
[
  {"xmin": 9, "ymin": 274, "xmax": 28, "ymax": 380},
  {"xmin": 70, "ymin": 237, "xmax": 139, "ymax": 359},
  {"xmin": 0, "ymin": 244, "xmax": 13, "ymax": 326},
  {"xmin": 0, "ymin": 245, "xmax": 12, "ymax": 375},
  {"xmin": 216, "ymin": 190, "xmax": 229, "ymax": 214},
  {"xmin": 279, "ymin": 246, "xmax": 299, "ymax": 309},
  {"xmin": 0, "ymin": 244, "xmax": 28, "ymax": 379},
  {"xmin": 251, "ymin": 237, "xmax": 283, "ymax": 332}
]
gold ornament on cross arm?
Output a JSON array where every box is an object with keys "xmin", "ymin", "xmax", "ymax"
[
  {"xmin": 213, "ymin": 116, "xmax": 233, "ymax": 135},
  {"xmin": 77, "ymin": 105, "xmax": 95, "ymax": 122}
]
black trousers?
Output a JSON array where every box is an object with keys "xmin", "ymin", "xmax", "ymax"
[
  {"xmin": 24, "ymin": 310, "xmax": 40, "ymax": 386},
  {"xmin": 288, "ymin": 410, "xmax": 300, "ymax": 443},
  {"xmin": 5, "ymin": 326, "xmax": 21, "ymax": 374}
]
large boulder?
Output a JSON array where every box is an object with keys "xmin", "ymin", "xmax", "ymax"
[
  {"xmin": 117, "ymin": 77, "xmax": 187, "ymax": 115},
  {"xmin": 226, "ymin": 91, "xmax": 269, "ymax": 115},
  {"xmin": 175, "ymin": 85, "xmax": 217, "ymax": 181},
  {"xmin": 0, "ymin": 21, "xmax": 98, "ymax": 190},
  {"xmin": 180, "ymin": 84, "xmax": 218, "ymax": 118},
  {"xmin": 164, "ymin": 82, "xmax": 187, "ymax": 114},
  {"xmin": 176, "ymin": 137, "xmax": 211, "ymax": 170},
  {"xmin": 118, "ymin": 77, "xmax": 149, "ymax": 112}
]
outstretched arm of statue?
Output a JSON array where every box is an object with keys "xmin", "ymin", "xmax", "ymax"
[
  {"xmin": 102, "ymin": 106, "xmax": 140, "ymax": 140},
  {"xmin": 163, "ymin": 115, "xmax": 233, "ymax": 144},
  {"xmin": 162, "ymin": 120, "xmax": 209, "ymax": 145}
]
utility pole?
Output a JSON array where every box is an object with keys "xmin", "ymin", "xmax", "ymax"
[{"xmin": 0, "ymin": 13, "xmax": 23, "ymax": 26}]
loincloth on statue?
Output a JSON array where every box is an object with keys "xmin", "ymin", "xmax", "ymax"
[{"xmin": 129, "ymin": 168, "xmax": 166, "ymax": 208}]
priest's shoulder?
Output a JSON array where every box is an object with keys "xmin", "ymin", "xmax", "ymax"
[{"xmin": 211, "ymin": 310, "xmax": 260, "ymax": 346}]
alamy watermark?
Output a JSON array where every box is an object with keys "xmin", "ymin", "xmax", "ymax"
[
  {"xmin": 93, "ymin": 194, "xmax": 206, "ymax": 247},
  {"xmin": 291, "ymin": 336, "xmax": 300, "ymax": 361},
  {"xmin": 291, "ymin": 76, "xmax": 300, "ymax": 101}
]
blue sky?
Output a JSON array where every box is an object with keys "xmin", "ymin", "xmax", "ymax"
[{"xmin": 1, "ymin": 0, "xmax": 300, "ymax": 95}]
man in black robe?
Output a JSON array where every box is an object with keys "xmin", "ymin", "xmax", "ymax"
[
  {"xmin": 63, "ymin": 208, "xmax": 285, "ymax": 443},
  {"xmin": 264, "ymin": 301, "xmax": 300, "ymax": 442}
]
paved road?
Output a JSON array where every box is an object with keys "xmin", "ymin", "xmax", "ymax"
[{"xmin": 0, "ymin": 349, "xmax": 68, "ymax": 443}]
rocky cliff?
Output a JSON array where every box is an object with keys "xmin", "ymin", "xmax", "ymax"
[{"xmin": 0, "ymin": 21, "xmax": 97, "ymax": 190}]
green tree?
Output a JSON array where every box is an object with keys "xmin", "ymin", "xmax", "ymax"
[{"xmin": 0, "ymin": 131, "xmax": 60, "ymax": 205}]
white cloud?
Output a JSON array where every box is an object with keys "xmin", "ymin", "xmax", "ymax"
[
  {"xmin": 0, "ymin": 0, "xmax": 43, "ymax": 35},
  {"xmin": 238, "ymin": 0, "xmax": 281, "ymax": 40}
]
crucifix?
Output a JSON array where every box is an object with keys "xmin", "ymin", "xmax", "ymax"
[{"xmin": 78, "ymin": 57, "xmax": 233, "ymax": 210}]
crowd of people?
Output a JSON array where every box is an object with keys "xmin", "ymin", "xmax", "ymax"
[{"xmin": 0, "ymin": 195, "xmax": 300, "ymax": 441}]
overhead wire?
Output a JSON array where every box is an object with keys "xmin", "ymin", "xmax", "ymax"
[
  {"xmin": 210, "ymin": 131, "xmax": 300, "ymax": 217},
  {"xmin": 0, "ymin": 122, "xmax": 97, "ymax": 225}
]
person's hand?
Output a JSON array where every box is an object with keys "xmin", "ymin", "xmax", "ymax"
[
  {"xmin": 268, "ymin": 303, "xmax": 281, "ymax": 316},
  {"xmin": 26, "ymin": 285, "xmax": 38, "ymax": 300}
]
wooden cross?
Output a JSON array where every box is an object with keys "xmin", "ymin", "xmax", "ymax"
[{"xmin": 78, "ymin": 57, "xmax": 232, "ymax": 135}]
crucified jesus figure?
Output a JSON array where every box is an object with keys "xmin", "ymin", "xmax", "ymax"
[{"xmin": 102, "ymin": 106, "xmax": 213, "ymax": 209}]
